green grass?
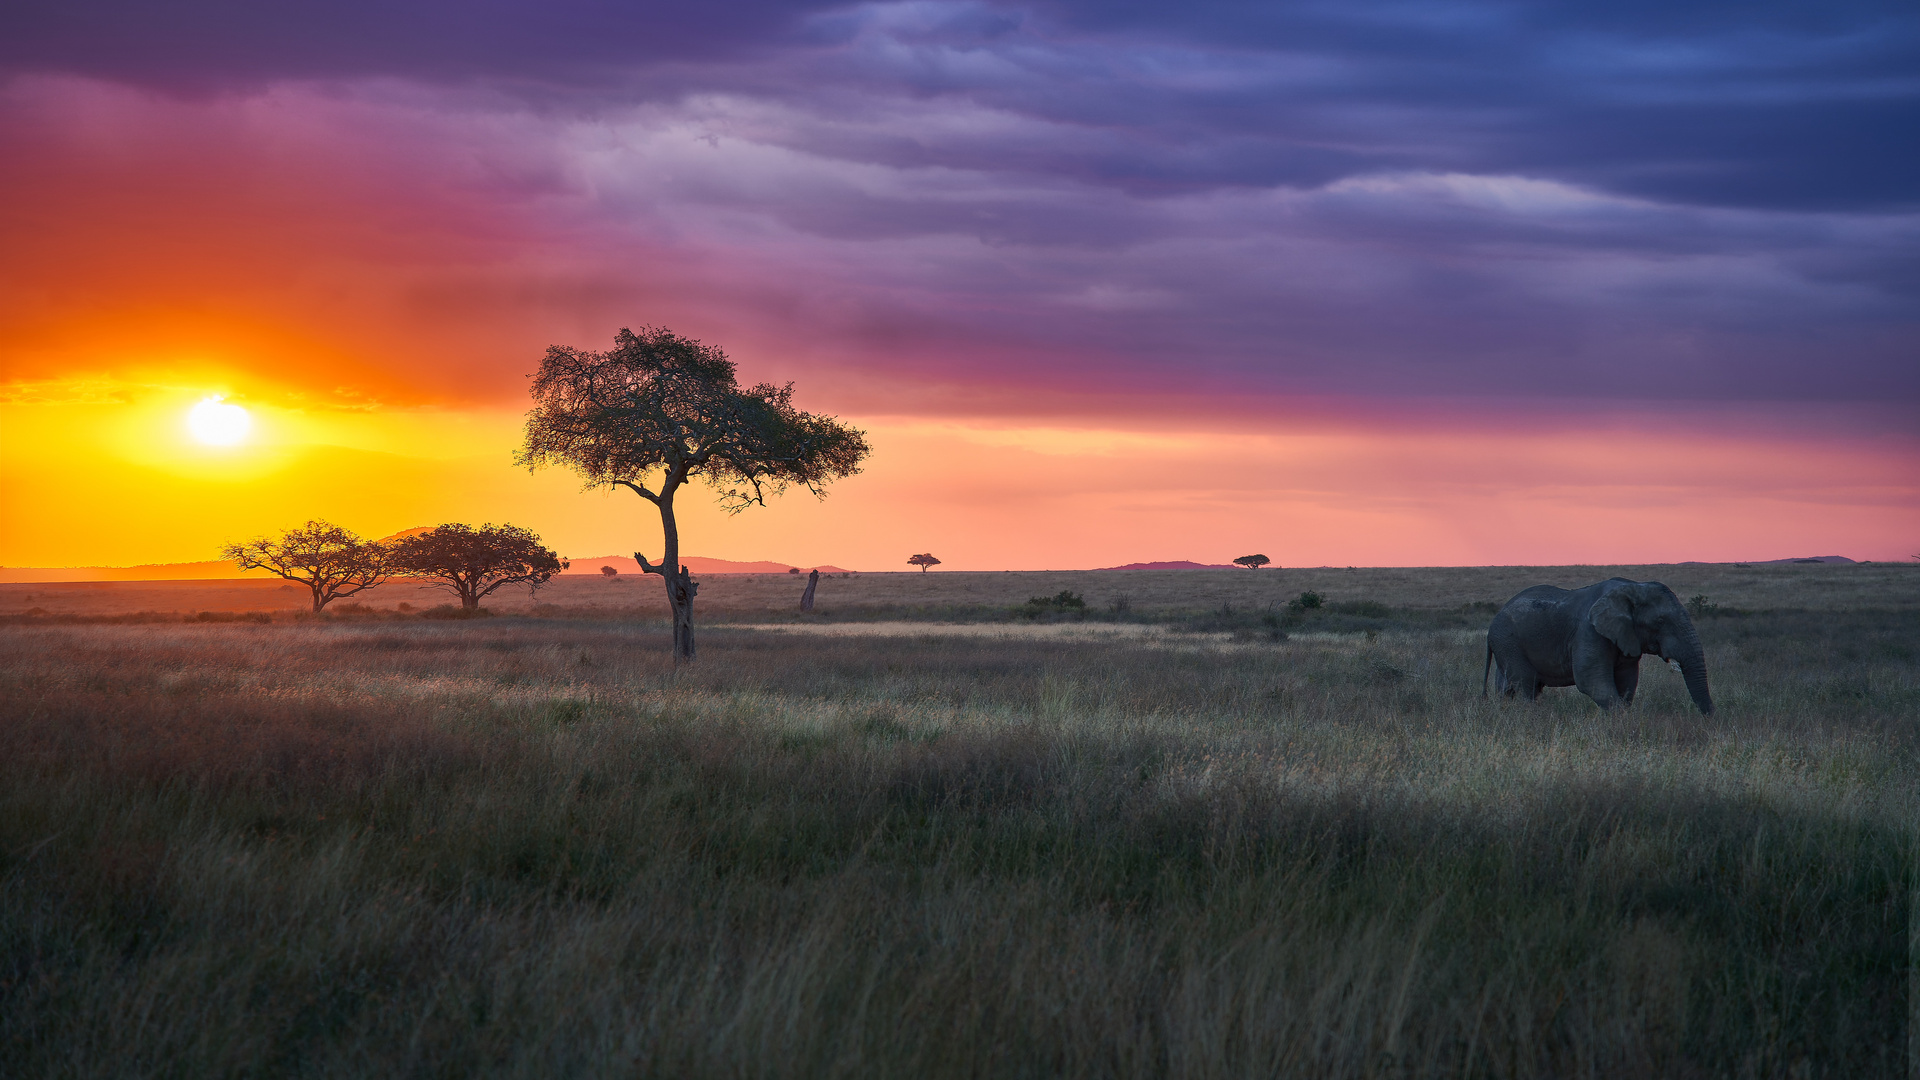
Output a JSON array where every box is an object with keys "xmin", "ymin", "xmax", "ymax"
[{"xmin": 1, "ymin": 601, "xmax": 1915, "ymax": 1077}]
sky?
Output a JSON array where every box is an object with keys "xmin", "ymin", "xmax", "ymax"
[{"xmin": 2, "ymin": 0, "xmax": 1916, "ymax": 570}]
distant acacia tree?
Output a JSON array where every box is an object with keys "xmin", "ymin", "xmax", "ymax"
[
  {"xmin": 518, "ymin": 326, "xmax": 870, "ymax": 662},
  {"xmin": 601, "ymin": 565, "xmax": 619, "ymax": 577},
  {"xmin": 1233, "ymin": 554, "xmax": 1272, "ymax": 569},
  {"xmin": 386, "ymin": 523, "xmax": 568, "ymax": 612},
  {"xmin": 908, "ymin": 553, "xmax": 941, "ymax": 573},
  {"xmin": 222, "ymin": 520, "xmax": 388, "ymax": 613}
]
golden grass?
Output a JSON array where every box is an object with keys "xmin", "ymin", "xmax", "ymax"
[{"xmin": 1, "ymin": 565, "xmax": 1915, "ymax": 1077}]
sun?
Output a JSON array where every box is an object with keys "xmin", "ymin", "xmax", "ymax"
[{"xmin": 187, "ymin": 396, "xmax": 252, "ymax": 446}]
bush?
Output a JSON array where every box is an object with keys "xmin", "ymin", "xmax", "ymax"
[
  {"xmin": 1026, "ymin": 590, "xmax": 1086, "ymax": 611},
  {"xmin": 1288, "ymin": 591, "xmax": 1324, "ymax": 613},
  {"xmin": 1021, "ymin": 591, "xmax": 1087, "ymax": 619}
]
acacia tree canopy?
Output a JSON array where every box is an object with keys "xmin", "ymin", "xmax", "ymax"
[
  {"xmin": 516, "ymin": 327, "xmax": 870, "ymax": 513},
  {"xmin": 221, "ymin": 520, "xmax": 387, "ymax": 612},
  {"xmin": 908, "ymin": 553, "xmax": 941, "ymax": 572},
  {"xmin": 1233, "ymin": 554, "xmax": 1272, "ymax": 569},
  {"xmin": 516, "ymin": 326, "xmax": 870, "ymax": 661},
  {"xmin": 386, "ymin": 523, "xmax": 568, "ymax": 611}
]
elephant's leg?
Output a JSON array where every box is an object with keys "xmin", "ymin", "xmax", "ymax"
[
  {"xmin": 1498, "ymin": 657, "xmax": 1541, "ymax": 700},
  {"xmin": 1613, "ymin": 657, "xmax": 1641, "ymax": 705},
  {"xmin": 1575, "ymin": 660, "xmax": 1627, "ymax": 710}
]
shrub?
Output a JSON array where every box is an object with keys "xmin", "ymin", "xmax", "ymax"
[
  {"xmin": 1289, "ymin": 590, "xmax": 1324, "ymax": 613},
  {"xmin": 1023, "ymin": 590, "xmax": 1086, "ymax": 617}
]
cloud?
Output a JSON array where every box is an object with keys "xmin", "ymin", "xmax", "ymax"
[
  {"xmin": 3, "ymin": 71, "xmax": 1915, "ymax": 417},
  {"xmin": 0, "ymin": 0, "xmax": 1915, "ymax": 420},
  {"xmin": 7, "ymin": 0, "xmax": 1915, "ymax": 210}
]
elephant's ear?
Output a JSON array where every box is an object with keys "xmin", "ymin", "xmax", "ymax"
[{"xmin": 1589, "ymin": 590, "xmax": 1641, "ymax": 656}]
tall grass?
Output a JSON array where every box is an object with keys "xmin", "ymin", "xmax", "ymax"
[{"xmin": 1, "ymin": 608, "xmax": 1913, "ymax": 1077}]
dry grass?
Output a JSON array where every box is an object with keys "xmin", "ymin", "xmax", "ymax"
[
  {"xmin": 4, "ymin": 559, "xmax": 1913, "ymax": 622},
  {"xmin": 1, "ymin": 565, "xmax": 1916, "ymax": 1077}
]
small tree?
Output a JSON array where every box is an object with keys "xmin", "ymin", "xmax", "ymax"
[
  {"xmin": 222, "ymin": 520, "xmax": 388, "ymax": 613},
  {"xmin": 908, "ymin": 553, "xmax": 941, "ymax": 572},
  {"xmin": 386, "ymin": 523, "xmax": 568, "ymax": 612},
  {"xmin": 601, "ymin": 565, "xmax": 619, "ymax": 577},
  {"xmin": 518, "ymin": 326, "xmax": 869, "ymax": 662},
  {"xmin": 1233, "ymin": 554, "xmax": 1272, "ymax": 569}
]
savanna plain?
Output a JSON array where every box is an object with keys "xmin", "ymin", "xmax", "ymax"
[{"xmin": 2, "ymin": 563, "xmax": 1915, "ymax": 1078}]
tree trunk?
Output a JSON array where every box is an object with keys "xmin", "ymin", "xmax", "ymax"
[
  {"xmin": 310, "ymin": 581, "xmax": 325, "ymax": 613},
  {"xmin": 671, "ymin": 566, "xmax": 697, "ymax": 661},
  {"xmin": 800, "ymin": 569, "xmax": 818, "ymax": 613},
  {"xmin": 646, "ymin": 489, "xmax": 698, "ymax": 664}
]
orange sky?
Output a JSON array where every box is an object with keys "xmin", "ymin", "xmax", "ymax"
[
  {"xmin": 5, "ymin": 378, "xmax": 1915, "ymax": 570},
  {"xmin": 2, "ymin": 76, "xmax": 1916, "ymax": 571}
]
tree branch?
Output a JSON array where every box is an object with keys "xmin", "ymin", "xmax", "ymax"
[{"xmin": 612, "ymin": 479, "xmax": 660, "ymax": 504}]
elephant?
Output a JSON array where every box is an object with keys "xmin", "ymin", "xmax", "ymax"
[{"xmin": 1483, "ymin": 578, "xmax": 1714, "ymax": 714}]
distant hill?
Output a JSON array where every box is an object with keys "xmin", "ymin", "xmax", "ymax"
[
  {"xmin": 564, "ymin": 556, "xmax": 852, "ymax": 575},
  {"xmin": 1754, "ymin": 555, "xmax": 1855, "ymax": 565},
  {"xmin": 1097, "ymin": 560, "xmax": 1239, "ymax": 570},
  {"xmin": 1677, "ymin": 556, "xmax": 1857, "ymax": 566}
]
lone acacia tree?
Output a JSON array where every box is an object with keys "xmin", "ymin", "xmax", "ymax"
[
  {"xmin": 386, "ymin": 523, "xmax": 568, "ymax": 612},
  {"xmin": 517, "ymin": 326, "xmax": 869, "ymax": 662},
  {"xmin": 221, "ymin": 520, "xmax": 388, "ymax": 612},
  {"xmin": 908, "ymin": 553, "xmax": 941, "ymax": 572},
  {"xmin": 1233, "ymin": 554, "xmax": 1272, "ymax": 569}
]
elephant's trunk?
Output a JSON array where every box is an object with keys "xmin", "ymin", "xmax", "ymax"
[{"xmin": 1673, "ymin": 626, "xmax": 1714, "ymax": 715}]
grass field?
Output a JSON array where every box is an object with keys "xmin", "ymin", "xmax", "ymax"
[
  {"xmin": 7, "ymin": 559, "xmax": 1914, "ymax": 622},
  {"xmin": 2, "ymin": 564, "xmax": 1915, "ymax": 1077}
]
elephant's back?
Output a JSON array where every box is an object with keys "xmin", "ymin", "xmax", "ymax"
[{"xmin": 1501, "ymin": 584, "xmax": 1571, "ymax": 608}]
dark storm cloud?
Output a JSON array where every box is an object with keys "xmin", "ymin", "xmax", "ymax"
[
  {"xmin": 7, "ymin": 0, "xmax": 1914, "ymax": 209},
  {"xmin": 0, "ymin": 1, "xmax": 839, "ymax": 86}
]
